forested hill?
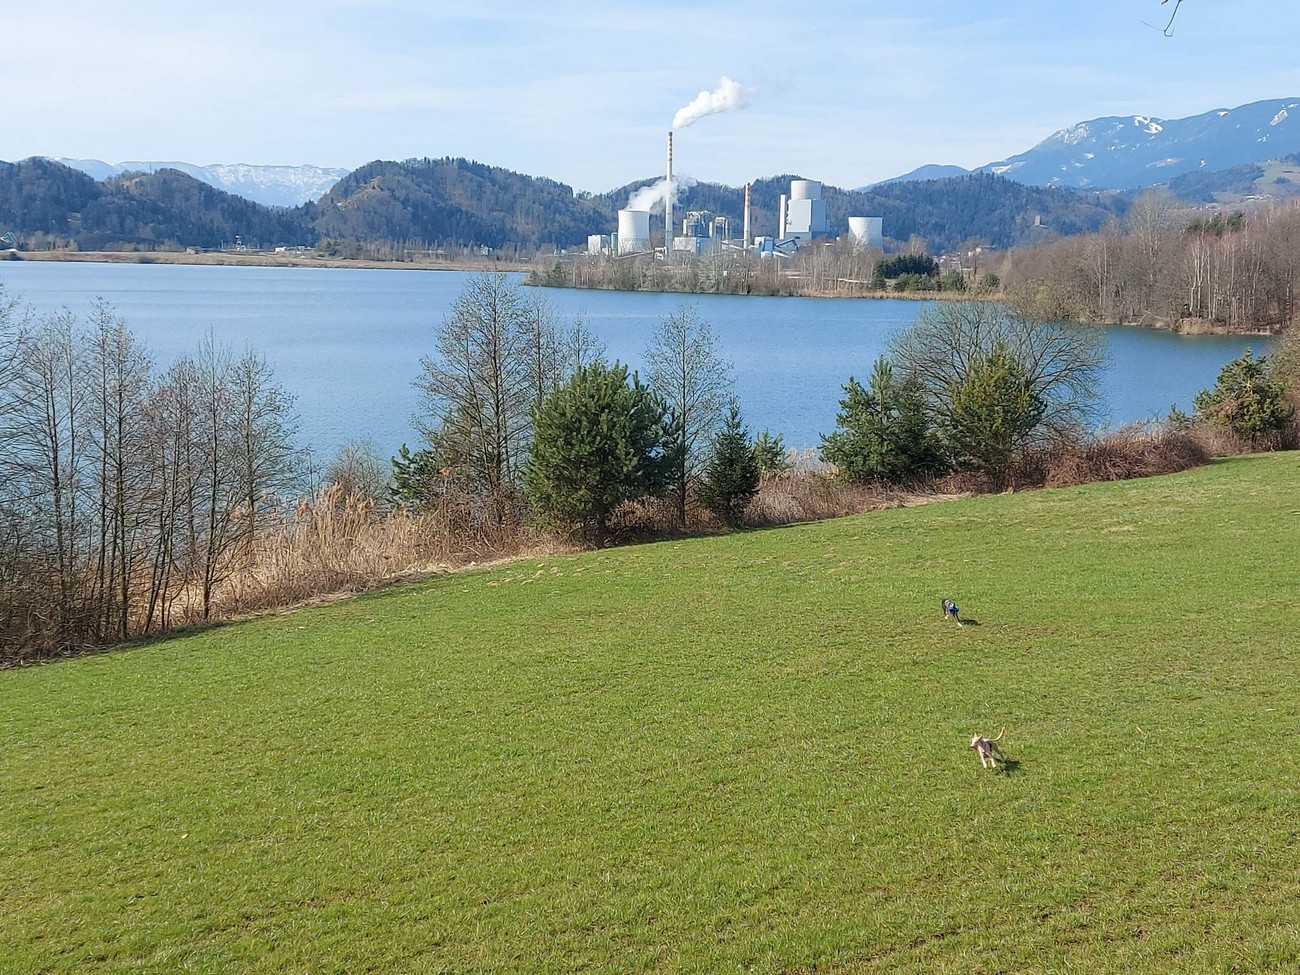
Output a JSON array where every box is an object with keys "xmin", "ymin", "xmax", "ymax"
[
  {"xmin": 305, "ymin": 158, "xmax": 609, "ymax": 250},
  {"xmin": 0, "ymin": 158, "xmax": 309, "ymax": 250},
  {"xmin": 1, "ymin": 155, "xmax": 1127, "ymax": 254},
  {"xmin": 840, "ymin": 173, "xmax": 1129, "ymax": 250}
]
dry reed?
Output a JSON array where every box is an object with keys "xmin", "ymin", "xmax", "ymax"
[
  {"xmin": 1036, "ymin": 425, "xmax": 1210, "ymax": 488},
  {"xmin": 212, "ymin": 486, "xmax": 564, "ymax": 619}
]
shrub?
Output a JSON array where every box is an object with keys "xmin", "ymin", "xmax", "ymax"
[
  {"xmin": 1041, "ymin": 426, "xmax": 1210, "ymax": 488},
  {"xmin": 1193, "ymin": 349, "xmax": 1294, "ymax": 447},
  {"xmin": 938, "ymin": 270, "xmax": 967, "ymax": 292}
]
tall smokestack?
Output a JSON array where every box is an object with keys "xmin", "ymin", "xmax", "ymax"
[
  {"xmin": 665, "ymin": 131, "xmax": 673, "ymax": 264},
  {"xmin": 778, "ymin": 193, "xmax": 787, "ymax": 240},
  {"xmin": 743, "ymin": 183, "xmax": 751, "ymax": 251}
]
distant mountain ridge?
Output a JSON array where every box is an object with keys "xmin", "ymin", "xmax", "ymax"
[
  {"xmin": 0, "ymin": 156, "xmax": 1128, "ymax": 255},
  {"xmin": 0, "ymin": 158, "xmax": 311, "ymax": 250},
  {"xmin": 48, "ymin": 158, "xmax": 349, "ymax": 207},
  {"xmin": 872, "ymin": 97, "xmax": 1300, "ymax": 192},
  {"xmin": 868, "ymin": 164, "xmax": 970, "ymax": 187}
]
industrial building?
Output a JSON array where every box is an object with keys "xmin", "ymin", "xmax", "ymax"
[
  {"xmin": 673, "ymin": 210, "xmax": 732, "ymax": 256},
  {"xmin": 600, "ymin": 140, "xmax": 886, "ymax": 259},
  {"xmin": 847, "ymin": 215, "xmax": 884, "ymax": 249},
  {"xmin": 777, "ymin": 179, "xmax": 829, "ymax": 244}
]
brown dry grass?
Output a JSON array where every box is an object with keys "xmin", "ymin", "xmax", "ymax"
[
  {"xmin": 748, "ymin": 473, "xmax": 921, "ymax": 525},
  {"xmin": 1039, "ymin": 426, "xmax": 1211, "ymax": 488},
  {"xmin": 213, "ymin": 486, "xmax": 569, "ymax": 620},
  {"xmin": 600, "ymin": 472, "xmax": 966, "ymax": 541}
]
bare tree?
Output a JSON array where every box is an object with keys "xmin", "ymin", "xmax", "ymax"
[
  {"xmin": 84, "ymin": 301, "xmax": 153, "ymax": 639},
  {"xmin": 417, "ymin": 273, "xmax": 539, "ymax": 503},
  {"xmin": 519, "ymin": 293, "xmax": 567, "ymax": 427},
  {"xmin": 564, "ymin": 315, "xmax": 607, "ymax": 375},
  {"xmin": 141, "ymin": 355, "xmax": 204, "ymax": 633},
  {"xmin": 325, "ymin": 441, "xmax": 391, "ymax": 504},
  {"xmin": 1125, "ymin": 190, "xmax": 1178, "ymax": 317},
  {"xmin": 0, "ymin": 290, "xmax": 32, "ymax": 647},
  {"xmin": 644, "ymin": 304, "xmax": 735, "ymax": 524},
  {"xmin": 229, "ymin": 345, "xmax": 299, "ymax": 531},
  {"xmin": 1156, "ymin": 0, "xmax": 1184, "ymax": 36},
  {"xmin": 10, "ymin": 310, "xmax": 88, "ymax": 633},
  {"xmin": 890, "ymin": 301, "xmax": 1106, "ymax": 446}
]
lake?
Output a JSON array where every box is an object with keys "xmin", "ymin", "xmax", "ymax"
[{"xmin": 0, "ymin": 260, "xmax": 1272, "ymax": 460}]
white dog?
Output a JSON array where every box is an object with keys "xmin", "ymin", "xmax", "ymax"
[
  {"xmin": 970, "ymin": 728, "xmax": 1005, "ymax": 769},
  {"xmin": 942, "ymin": 598, "xmax": 963, "ymax": 627}
]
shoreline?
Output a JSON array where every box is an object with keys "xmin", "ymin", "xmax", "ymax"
[
  {"xmin": 5, "ymin": 250, "xmax": 1283, "ymax": 336},
  {"xmin": 6, "ymin": 249, "xmax": 534, "ymax": 274}
]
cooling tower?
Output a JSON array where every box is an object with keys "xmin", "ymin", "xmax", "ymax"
[
  {"xmin": 848, "ymin": 216, "xmax": 884, "ymax": 249},
  {"xmin": 617, "ymin": 209, "xmax": 651, "ymax": 254}
]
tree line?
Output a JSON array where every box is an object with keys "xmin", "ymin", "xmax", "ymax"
[
  {"xmin": 400, "ymin": 274, "xmax": 759, "ymax": 537},
  {"xmin": 0, "ymin": 288, "xmax": 298, "ymax": 650},
  {"xmin": 1000, "ymin": 193, "xmax": 1300, "ymax": 331}
]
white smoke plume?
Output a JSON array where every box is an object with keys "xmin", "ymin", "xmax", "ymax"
[
  {"xmin": 672, "ymin": 76, "xmax": 758, "ymax": 130},
  {"xmin": 626, "ymin": 174, "xmax": 697, "ymax": 213}
]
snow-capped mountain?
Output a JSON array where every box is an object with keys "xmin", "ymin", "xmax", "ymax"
[
  {"xmin": 873, "ymin": 97, "xmax": 1300, "ymax": 191},
  {"xmin": 49, "ymin": 159, "xmax": 350, "ymax": 207}
]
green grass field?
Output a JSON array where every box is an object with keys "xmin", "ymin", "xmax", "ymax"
[{"xmin": 3, "ymin": 454, "xmax": 1299, "ymax": 974}]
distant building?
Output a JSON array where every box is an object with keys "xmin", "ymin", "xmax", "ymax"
[
  {"xmin": 778, "ymin": 180, "xmax": 828, "ymax": 244},
  {"xmin": 847, "ymin": 216, "xmax": 884, "ymax": 249},
  {"xmin": 616, "ymin": 209, "xmax": 651, "ymax": 255},
  {"xmin": 672, "ymin": 210, "xmax": 732, "ymax": 256}
]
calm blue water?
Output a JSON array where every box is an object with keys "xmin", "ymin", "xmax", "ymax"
[{"xmin": 0, "ymin": 261, "xmax": 1273, "ymax": 459}]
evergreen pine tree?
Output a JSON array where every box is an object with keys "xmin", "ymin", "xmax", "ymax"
[
  {"xmin": 944, "ymin": 342, "xmax": 1046, "ymax": 489},
  {"xmin": 525, "ymin": 362, "xmax": 677, "ymax": 536},
  {"xmin": 752, "ymin": 429, "xmax": 790, "ymax": 478},
  {"xmin": 699, "ymin": 401, "xmax": 760, "ymax": 528},
  {"xmin": 389, "ymin": 443, "xmax": 442, "ymax": 509},
  {"xmin": 1193, "ymin": 349, "xmax": 1294, "ymax": 447},
  {"xmin": 820, "ymin": 357, "xmax": 945, "ymax": 483}
]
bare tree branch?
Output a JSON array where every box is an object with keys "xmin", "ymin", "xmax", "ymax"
[{"xmin": 1148, "ymin": 0, "xmax": 1184, "ymax": 37}]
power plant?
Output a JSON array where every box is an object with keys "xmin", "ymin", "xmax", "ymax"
[
  {"xmin": 591, "ymin": 79, "xmax": 885, "ymax": 262},
  {"xmin": 597, "ymin": 137, "xmax": 884, "ymax": 261}
]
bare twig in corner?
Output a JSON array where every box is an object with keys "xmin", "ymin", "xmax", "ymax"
[{"xmin": 1155, "ymin": 0, "xmax": 1184, "ymax": 37}]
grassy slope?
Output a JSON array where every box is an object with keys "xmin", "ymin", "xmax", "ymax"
[{"xmin": 3, "ymin": 454, "xmax": 1299, "ymax": 974}]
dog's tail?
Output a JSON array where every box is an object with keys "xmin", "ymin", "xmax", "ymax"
[{"xmin": 990, "ymin": 727, "xmax": 1005, "ymax": 741}]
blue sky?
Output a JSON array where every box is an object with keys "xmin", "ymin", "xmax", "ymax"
[{"xmin": 6, "ymin": 1, "xmax": 1300, "ymax": 192}]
